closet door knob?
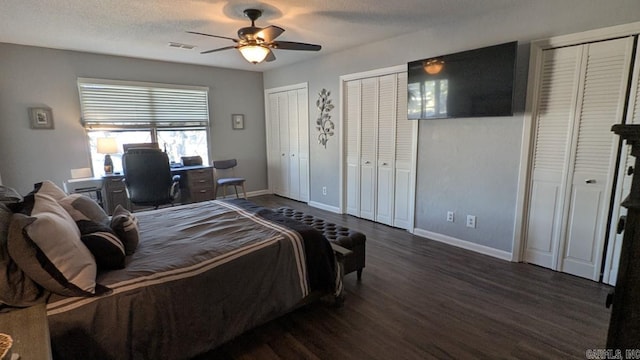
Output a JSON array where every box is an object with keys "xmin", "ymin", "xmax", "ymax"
[
  {"xmin": 364, "ymin": 161, "xmax": 371, "ymax": 165},
  {"xmin": 585, "ymin": 179, "xmax": 596, "ymax": 184},
  {"xmin": 382, "ymin": 162, "xmax": 388, "ymax": 166}
]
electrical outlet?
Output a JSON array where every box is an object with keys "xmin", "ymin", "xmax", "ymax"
[
  {"xmin": 466, "ymin": 215, "xmax": 476, "ymax": 228},
  {"xmin": 322, "ymin": 186, "xmax": 327, "ymax": 196},
  {"xmin": 447, "ymin": 211, "xmax": 454, "ymax": 222}
]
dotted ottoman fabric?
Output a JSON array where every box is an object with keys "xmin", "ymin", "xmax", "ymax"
[{"xmin": 274, "ymin": 207, "xmax": 365, "ymax": 278}]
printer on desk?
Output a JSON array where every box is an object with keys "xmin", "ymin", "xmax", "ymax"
[
  {"xmin": 181, "ymin": 156, "xmax": 202, "ymax": 167},
  {"xmin": 63, "ymin": 177, "xmax": 104, "ymax": 205}
]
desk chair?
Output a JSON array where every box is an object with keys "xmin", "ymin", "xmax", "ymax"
[
  {"xmin": 122, "ymin": 148, "xmax": 181, "ymax": 209},
  {"xmin": 212, "ymin": 159, "xmax": 246, "ymax": 199}
]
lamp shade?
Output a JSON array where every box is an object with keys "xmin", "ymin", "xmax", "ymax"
[
  {"xmin": 238, "ymin": 45, "xmax": 270, "ymax": 64},
  {"xmin": 97, "ymin": 137, "xmax": 118, "ymax": 154}
]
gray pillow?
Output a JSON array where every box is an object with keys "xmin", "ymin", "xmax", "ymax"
[
  {"xmin": 59, "ymin": 193, "xmax": 109, "ymax": 226},
  {"xmin": 77, "ymin": 220, "xmax": 126, "ymax": 270},
  {"xmin": 0, "ymin": 186, "xmax": 22, "ymax": 204},
  {"xmin": 110, "ymin": 205, "xmax": 140, "ymax": 255}
]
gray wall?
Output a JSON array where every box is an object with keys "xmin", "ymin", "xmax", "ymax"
[
  {"xmin": 263, "ymin": 0, "xmax": 640, "ymax": 252},
  {"xmin": 0, "ymin": 43, "xmax": 267, "ymax": 195}
]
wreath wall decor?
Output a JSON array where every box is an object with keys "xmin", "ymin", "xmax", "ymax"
[{"xmin": 315, "ymin": 88, "xmax": 335, "ymax": 148}]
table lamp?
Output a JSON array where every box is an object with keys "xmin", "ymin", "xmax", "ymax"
[{"xmin": 97, "ymin": 137, "xmax": 118, "ymax": 175}]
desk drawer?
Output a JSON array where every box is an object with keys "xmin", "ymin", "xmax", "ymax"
[
  {"xmin": 104, "ymin": 176, "xmax": 126, "ymax": 191},
  {"xmin": 189, "ymin": 187, "xmax": 214, "ymax": 203},
  {"xmin": 185, "ymin": 168, "xmax": 213, "ymax": 191}
]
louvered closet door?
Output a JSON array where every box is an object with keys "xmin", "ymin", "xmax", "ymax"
[
  {"xmin": 394, "ymin": 72, "xmax": 415, "ymax": 229},
  {"xmin": 604, "ymin": 39, "xmax": 640, "ymax": 285},
  {"xmin": 561, "ymin": 37, "xmax": 635, "ymax": 280},
  {"xmin": 288, "ymin": 90, "xmax": 301, "ymax": 200},
  {"xmin": 525, "ymin": 46, "xmax": 582, "ymax": 269},
  {"xmin": 346, "ymin": 80, "xmax": 361, "ymax": 216},
  {"xmin": 297, "ymin": 88, "xmax": 309, "ymax": 202},
  {"xmin": 277, "ymin": 92, "xmax": 290, "ymax": 197},
  {"xmin": 268, "ymin": 93, "xmax": 283, "ymax": 196},
  {"xmin": 360, "ymin": 78, "xmax": 379, "ymax": 221},
  {"xmin": 376, "ymin": 74, "xmax": 397, "ymax": 226},
  {"xmin": 525, "ymin": 36, "xmax": 634, "ymax": 280}
]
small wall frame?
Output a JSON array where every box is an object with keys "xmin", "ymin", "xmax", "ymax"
[
  {"xmin": 29, "ymin": 107, "xmax": 54, "ymax": 129},
  {"xmin": 231, "ymin": 114, "xmax": 245, "ymax": 130}
]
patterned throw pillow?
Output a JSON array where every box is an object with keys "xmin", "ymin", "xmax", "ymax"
[
  {"xmin": 77, "ymin": 220, "xmax": 126, "ymax": 270},
  {"xmin": 59, "ymin": 193, "xmax": 109, "ymax": 226},
  {"xmin": 9, "ymin": 180, "xmax": 67, "ymax": 214},
  {"xmin": 7, "ymin": 193, "xmax": 99, "ymax": 297},
  {"xmin": 110, "ymin": 205, "xmax": 140, "ymax": 255}
]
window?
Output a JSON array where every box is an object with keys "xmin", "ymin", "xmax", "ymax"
[{"xmin": 78, "ymin": 78, "xmax": 210, "ymax": 175}]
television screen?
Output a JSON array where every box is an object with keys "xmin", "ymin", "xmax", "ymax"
[{"xmin": 407, "ymin": 41, "xmax": 517, "ymax": 120}]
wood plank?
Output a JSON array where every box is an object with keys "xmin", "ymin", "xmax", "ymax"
[{"xmin": 196, "ymin": 195, "xmax": 612, "ymax": 359}]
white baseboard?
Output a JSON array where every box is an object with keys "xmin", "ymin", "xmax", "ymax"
[
  {"xmin": 308, "ymin": 201, "xmax": 341, "ymax": 214},
  {"xmin": 246, "ymin": 189, "xmax": 271, "ymax": 198},
  {"xmin": 216, "ymin": 189, "xmax": 270, "ymax": 199},
  {"xmin": 413, "ymin": 228, "xmax": 512, "ymax": 261}
]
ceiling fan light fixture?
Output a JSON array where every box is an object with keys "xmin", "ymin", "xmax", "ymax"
[{"xmin": 239, "ymin": 45, "xmax": 270, "ymax": 64}]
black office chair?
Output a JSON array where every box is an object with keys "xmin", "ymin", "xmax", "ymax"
[
  {"xmin": 122, "ymin": 148, "xmax": 181, "ymax": 209},
  {"xmin": 212, "ymin": 159, "xmax": 247, "ymax": 199}
]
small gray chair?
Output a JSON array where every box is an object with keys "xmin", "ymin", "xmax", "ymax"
[{"xmin": 212, "ymin": 159, "xmax": 246, "ymax": 199}]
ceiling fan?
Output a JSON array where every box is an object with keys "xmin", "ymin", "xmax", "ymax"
[{"xmin": 187, "ymin": 9, "xmax": 321, "ymax": 64}]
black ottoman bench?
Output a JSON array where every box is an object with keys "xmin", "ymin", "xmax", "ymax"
[{"xmin": 274, "ymin": 207, "xmax": 366, "ymax": 280}]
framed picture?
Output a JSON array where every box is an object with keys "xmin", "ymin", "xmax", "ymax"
[
  {"xmin": 231, "ymin": 114, "xmax": 244, "ymax": 130},
  {"xmin": 29, "ymin": 107, "xmax": 54, "ymax": 129}
]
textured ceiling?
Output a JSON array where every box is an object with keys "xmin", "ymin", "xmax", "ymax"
[{"xmin": 0, "ymin": 0, "xmax": 526, "ymax": 72}]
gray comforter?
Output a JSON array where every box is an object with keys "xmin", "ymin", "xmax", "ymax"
[{"xmin": 46, "ymin": 199, "xmax": 336, "ymax": 359}]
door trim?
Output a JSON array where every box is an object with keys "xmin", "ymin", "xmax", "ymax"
[{"xmin": 513, "ymin": 21, "xmax": 640, "ymax": 263}]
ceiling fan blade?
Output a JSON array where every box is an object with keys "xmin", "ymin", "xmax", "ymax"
[
  {"xmin": 200, "ymin": 46, "xmax": 237, "ymax": 54},
  {"xmin": 265, "ymin": 49, "xmax": 276, "ymax": 62},
  {"xmin": 255, "ymin": 26, "xmax": 285, "ymax": 42},
  {"xmin": 187, "ymin": 31, "xmax": 238, "ymax": 43},
  {"xmin": 271, "ymin": 41, "xmax": 321, "ymax": 51}
]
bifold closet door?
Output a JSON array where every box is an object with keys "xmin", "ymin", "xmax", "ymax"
[
  {"xmin": 376, "ymin": 74, "xmax": 397, "ymax": 226},
  {"xmin": 344, "ymin": 70, "xmax": 416, "ymax": 230},
  {"xmin": 346, "ymin": 81, "xmax": 361, "ymax": 217},
  {"xmin": 268, "ymin": 92, "xmax": 287, "ymax": 197},
  {"xmin": 393, "ymin": 72, "xmax": 414, "ymax": 229},
  {"xmin": 359, "ymin": 77, "xmax": 379, "ymax": 221},
  {"xmin": 267, "ymin": 87, "xmax": 309, "ymax": 202},
  {"xmin": 525, "ymin": 36, "xmax": 635, "ymax": 280},
  {"xmin": 604, "ymin": 39, "xmax": 640, "ymax": 285}
]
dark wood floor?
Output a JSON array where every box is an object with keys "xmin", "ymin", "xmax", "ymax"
[{"xmin": 197, "ymin": 195, "xmax": 612, "ymax": 359}]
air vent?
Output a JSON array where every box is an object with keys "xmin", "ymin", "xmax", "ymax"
[{"xmin": 168, "ymin": 42, "xmax": 196, "ymax": 50}]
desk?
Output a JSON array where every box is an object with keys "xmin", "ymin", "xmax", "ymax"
[
  {"xmin": 100, "ymin": 165, "xmax": 214, "ymax": 214},
  {"xmin": 0, "ymin": 304, "xmax": 52, "ymax": 360},
  {"xmin": 170, "ymin": 166, "xmax": 215, "ymax": 203}
]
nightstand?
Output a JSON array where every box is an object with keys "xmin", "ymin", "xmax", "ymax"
[{"xmin": 0, "ymin": 304, "xmax": 52, "ymax": 359}]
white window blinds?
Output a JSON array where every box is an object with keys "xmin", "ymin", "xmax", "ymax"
[{"xmin": 78, "ymin": 78, "xmax": 209, "ymax": 128}]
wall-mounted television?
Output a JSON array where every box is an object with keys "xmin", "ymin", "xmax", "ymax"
[{"xmin": 407, "ymin": 41, "xmax": 517, "ymax": 120}]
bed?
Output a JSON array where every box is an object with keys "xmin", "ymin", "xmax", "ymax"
[{"xmin": 41, "ymin": 198, "xmax": 338, "ymax": 359}]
